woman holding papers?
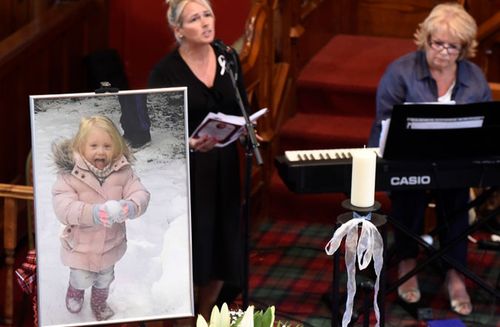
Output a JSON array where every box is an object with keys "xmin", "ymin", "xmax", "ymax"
[
  {"xmin": 368, "ymin": 3, "xmax": 491, "ymax": 316},
  {"xmin": 148, "ymin": 0, "xmax": 249, "ymax": 321}
]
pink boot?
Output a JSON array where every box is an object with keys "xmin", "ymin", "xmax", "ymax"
[
  {"xmin": 91, "ymin": 286, "xmax": 115, "ymax": 321},
  {"xmin": 65, "ymin": 284, "xmax": 84, "ymax": 313}
]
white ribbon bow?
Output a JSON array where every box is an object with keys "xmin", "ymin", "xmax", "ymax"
[
  {"xmin": 218, "ymin": 55, "xmax": 227, "ymax": 76},
  {"xmin": 218, "ymin": 54, "xmax": 238, "ymax": 80},
  {"xmin": 325, "ymin": 217, "xmax": 384, "ymax": 327}
]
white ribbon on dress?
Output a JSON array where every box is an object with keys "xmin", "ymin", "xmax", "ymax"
[
  {"xmin": 325, "ymin": 217, "xmax": 384, "ymax": 327},
  {"xmin": 218, "ymin": 55, "xmax": 227, "ymax": 76}
]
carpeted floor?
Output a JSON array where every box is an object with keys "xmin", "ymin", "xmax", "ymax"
[{"xmin": 242, "ymin": 219, "xmax": 500, "ymax": 327}]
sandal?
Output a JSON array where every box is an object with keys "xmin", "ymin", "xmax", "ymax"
[
  {"xmin": 447, "ymin": 270, "xmax": 472, "ymax": 316},
  {"xmin": 397, "ymin": 258, "xmax": 421, "ymax": 304},
  {"xmin": 450, "ymin": 298, "xmax": 472, "ymax": 316},
  {"xmin": 398, "ymin": 287, "xmax": 421, "ymax": 304}
]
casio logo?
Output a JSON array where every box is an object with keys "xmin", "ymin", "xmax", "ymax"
[{"xmin": 390, "ymin": 176, "xmax": 431, "ymax": 186}]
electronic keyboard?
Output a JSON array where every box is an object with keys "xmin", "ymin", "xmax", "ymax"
[{"xmin": 275, "ymin": 148, "xmax": 500, "ymax": 193}]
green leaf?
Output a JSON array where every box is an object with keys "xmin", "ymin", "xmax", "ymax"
[
  {"xmin": 253, "ymin": 310, "xmax": 263, "ymax": 327},
  {"xmin": 261, "ymin": 306, "xmax": 275, "ymax": 327}
]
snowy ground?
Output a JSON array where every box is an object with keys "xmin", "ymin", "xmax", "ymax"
[{"xmin": 30, "ymin": 88, "xmax": 194, "ymax": 327}]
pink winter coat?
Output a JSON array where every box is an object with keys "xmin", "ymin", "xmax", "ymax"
[{"xmin": 52, "ymin": 140, "xmax": 150, "ymax": 272}]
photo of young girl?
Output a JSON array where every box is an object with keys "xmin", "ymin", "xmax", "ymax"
[
  {"xmin": 30, "ymin": 89, "xmax": 193, "ymax": 327},
  {"xmin": 52, "ymin": 116, "xmax": 150, "ymax": 321}
]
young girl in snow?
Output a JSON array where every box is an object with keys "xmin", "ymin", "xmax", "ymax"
[{"xmin": 52, "ymin": 115, "xmax": 150, "ymax": 321}]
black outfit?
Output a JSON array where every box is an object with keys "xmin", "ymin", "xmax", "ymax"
[{"xmin": 148, "ymin": 44, "xmax": 248, "ymax": 286}]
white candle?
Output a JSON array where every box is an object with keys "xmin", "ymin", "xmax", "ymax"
[{"xmin": 350, "ymin": 148, "xmax": 376, "ymax": 207}]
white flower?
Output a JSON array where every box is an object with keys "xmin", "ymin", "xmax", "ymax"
[
  {"xmin": 196, "ymin": 303, "xmax": 277, "ymax": 327},
  {"xmin": 239, "ymin": 305, "xmax": 254, "ymax": 327},
  {"xmin": 220, "ymin": 303, "xmax": 231, "ymax": 326},
  {"xmin": 196, "ymin": 314, "xmax": 209, "ymax": 327}
]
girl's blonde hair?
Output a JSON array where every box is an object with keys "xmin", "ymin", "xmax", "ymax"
[
  {"xmin": 72, "ymin": 115, "xmax": 131, "ymax": 161},
  {"xmin": 165, "ymin": 0, "xmax": 213, "ymax": 42},
  {"xmin": 414, "ymin": 2, "xmax": 478, "ymax": 60}
]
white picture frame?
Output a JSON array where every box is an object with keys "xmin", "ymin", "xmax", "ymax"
[{"xmin": 29, "ymin": 88, "xmax": 193, "ymax": 327}]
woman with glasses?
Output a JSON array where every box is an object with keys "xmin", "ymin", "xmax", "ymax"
[{"xmin": 368, "ymin": 2, "xmax": 491, "ymax": 316}]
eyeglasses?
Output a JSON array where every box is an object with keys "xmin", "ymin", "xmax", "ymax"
[{"xmin": 428, "ymin": 39, "xmax": 461, "ymax": 55}]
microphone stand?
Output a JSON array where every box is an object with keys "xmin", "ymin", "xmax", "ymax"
[{"xmin": 224, "ymin": 58, "xmax": 263, "ymax": 310}]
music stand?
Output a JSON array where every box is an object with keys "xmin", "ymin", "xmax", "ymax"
[
  {"xmin": 382, "ymin": 101, "xmax": 500, "ymax": 160},
  {"xmin": 381, "ymin": 101, "xmax": 500, "ymax": 303}
]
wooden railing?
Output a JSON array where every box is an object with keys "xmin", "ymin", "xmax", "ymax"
[
  {"xmin": 475, "ymin": 10, "xmax": 500, "ymax": 82},
  {"xmin": 238, "ymin": 0, "xmax": 335, "ymax": 224},
  {"xmin": 0, "ymin": 184, "xmax": 34, "ymax": 326},
  {"xmin": 490, "ymin": 82, "xmax": 500, "ymax": 100},
  {"xmin": 0, "ymin": 0, "xmax": 57, "ymax": 40}
]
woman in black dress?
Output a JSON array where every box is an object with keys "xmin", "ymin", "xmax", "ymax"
[{"xmin": 148, "ymin": 0, "xmax": 248, "ymax": 320}]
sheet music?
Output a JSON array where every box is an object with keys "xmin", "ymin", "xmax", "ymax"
[
  {"xmin": 403, "ymin": 101, "xmax": 484, "ymax": 130},
  {"xmin": 380, "ymin": 101, "xmax": 457, "ymax": 156},
  {"xmin": 404, "ymin": 101, "xmax": 456, "ymax": 105},
  {"xmin": 406, "ymin": 116, "xmax": 484, "ymax": 130},
  {"xmin": 379, "ymin": 119, "xmax": 390, "ymax": 157}
]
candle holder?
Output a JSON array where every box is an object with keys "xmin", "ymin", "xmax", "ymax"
[
  {"xmin": 337, "ymin": 199, "xmax": 386, "ymax": 226},
  {"xmin": 330, "ymin": 199, "xmax": 387, "ymax": 327}
]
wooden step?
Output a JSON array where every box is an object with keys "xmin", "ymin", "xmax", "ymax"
[
  {"xmin": 279, "ymin": 113, "xmax": 374, "ymax": 152},
  {"xmin": 297, "ymin": 34, "xmax": 415, "ymax": 116}
]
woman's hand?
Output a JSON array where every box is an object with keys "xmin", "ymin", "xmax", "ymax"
[{"xmin": 189, "ymin": 135, "xmax": 218, "ymax": 152}]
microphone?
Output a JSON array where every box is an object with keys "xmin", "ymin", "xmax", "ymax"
[{"xmin": 213, "ymin": 39, "xmax": 233, "ymax": 54}]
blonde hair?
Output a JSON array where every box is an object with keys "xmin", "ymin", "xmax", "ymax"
[
  {"xmin": 165, "ymin": 0, "xmax": 213, "ymax": 42},
  {"xmin": 72, "ymin": 115, "xmax": 131, "ymax": 161},
  {"xmin": 414, "ymin": 2, "xmax": 478, "ymax": 60}
]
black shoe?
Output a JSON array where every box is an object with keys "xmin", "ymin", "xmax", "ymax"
[{"xmin": 124, "ymin": 133, "xmax": 151, "ymax": 150}]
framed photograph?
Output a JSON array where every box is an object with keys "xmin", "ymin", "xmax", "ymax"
[{"xmin": 29, "ymin": 88, "xmax": 193, "ymax": 326}]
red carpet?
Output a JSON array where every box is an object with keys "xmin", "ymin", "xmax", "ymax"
[
  {"xmin": 296, "ymin": 34, "xmax": 416, "ymax": 116},
  {"xmin": 279, "ymin": 34, "xmax": 416, "ymax": 152}
]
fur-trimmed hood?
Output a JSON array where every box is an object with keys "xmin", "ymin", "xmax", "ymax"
[{"xmin": 52, "ymin": 139, "xmax": 75, "ymax": 174}]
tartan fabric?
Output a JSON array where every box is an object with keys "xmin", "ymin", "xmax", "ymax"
[
  {"xmin": 239, "ymin": 220, "xmax": 500, "ymax": 327},
  {"xmin": 14, "ymin": 249, "xmax": 38, "ymax": 326},
  {"xmin": 15, "ymin": 249, "xmax": 37, "ymax": 295},
  {"xmin": 247, "ymin": 221, "xmax": 334, "ymax": 326}
]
